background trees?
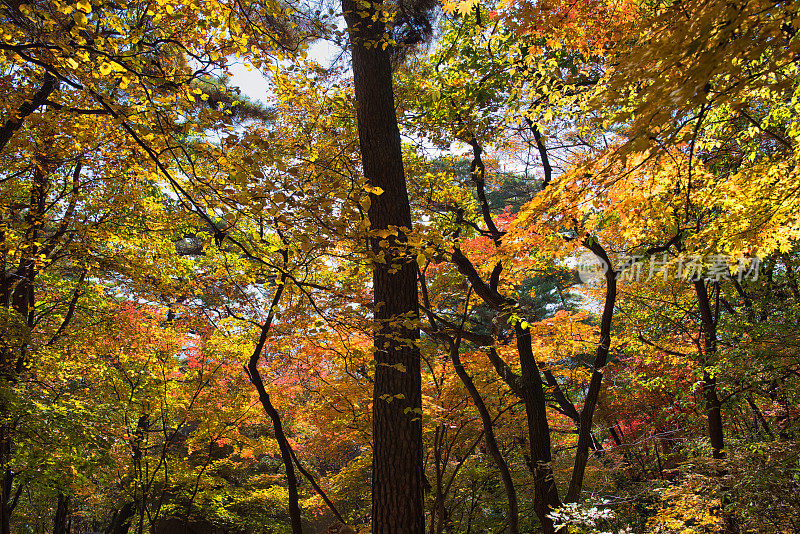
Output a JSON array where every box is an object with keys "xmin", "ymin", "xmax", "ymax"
[{"xmin": 2, "ymin": 0, "xmax": 800, "ymax": 532}]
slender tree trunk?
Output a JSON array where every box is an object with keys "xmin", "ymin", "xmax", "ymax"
[
  {"xmin": 609, "ymin": 424, "xmax": 623, "ymax": 447},
  {"xmin": 342, "ymin": 1, "xmax": 423, "ymax": 532},
  {"xmin": 289, "ymin": 448, "xmax": 346, "ymax": 524},
  {"xmin": 450, "ymin": 341, "xmax": 519, "ymax": 534},
  {"xmin": 245, "ymin": 271, "xmax": 303, "ymax": 534},
  {"xmin": 249, "ymin": 370, "xmax": 303, "ymax": 533},
  {"xmin": 693, "ymin": 281, "xmax": 725, "ymax": 459},
  {"xmin": 746, "ymin": 395, "xmax": 775, "ymax": 439},
  {"xmin": 431, "ymin": 426, "xmax": 445, "ymax": 534},
  {"xmin": 0, "ymin": 161, "xmax": 48, "ymax": 534},
  {"xmin": 608, "ymin": 422, "xmax": 636, "ymax": 466},
  {"xmin": 566, "ymin": 242, "xmax": 617, "ymax": 502},
  {"xmin": 695, "ymin": 282, "xmax": 737, "ymax": 530}
]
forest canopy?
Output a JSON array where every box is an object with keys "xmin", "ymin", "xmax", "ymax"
[{"xmin": 2, "ymin": 0, "xmax": 800, "ymax": 532}]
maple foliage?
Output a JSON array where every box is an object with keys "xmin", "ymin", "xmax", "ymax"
[{"xmin": 3, "ymin": 0, "xmax": 800, "ymax": 532}]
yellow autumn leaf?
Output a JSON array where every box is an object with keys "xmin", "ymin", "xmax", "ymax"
[
  {"xmin": 545, "ymin": 38, "xmax": 562, "ymax": 49},
  {"xmin": 456, "ymin": 0, "xmax": 477, "ymax": 16}
]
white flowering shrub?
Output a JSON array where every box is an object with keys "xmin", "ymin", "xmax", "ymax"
[{"xmin": 547, "ymin": 499, "xmax": 634, "ymax": 534}]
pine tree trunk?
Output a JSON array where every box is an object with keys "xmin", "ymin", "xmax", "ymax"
[{"xmin": 341, "ymin": 1, "xmax": 424, "ymax": 531}]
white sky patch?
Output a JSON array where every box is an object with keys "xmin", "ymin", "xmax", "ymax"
[
  {"xmin": 307, "ymin": 38, "xmax": 345, "ymax": 68},
  {"xmin": 227, "ymin": 60, "xmax": 273, "ymax": 104},
  {"xmin": 228, "ymin": 39, "xmax": 344, "ymax": 104}
]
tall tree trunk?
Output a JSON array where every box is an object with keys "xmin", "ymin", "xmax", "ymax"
[
  {"xmin": 693, "ymin": 281, "xmax": 725, "ymax": 459},
  {"xmin": 105, "ymin": 502, "xmax": 135, "ymax": 534},
  {"xmin": 341, "ymin": 2, "xmax": 423, "ymax": 531}
]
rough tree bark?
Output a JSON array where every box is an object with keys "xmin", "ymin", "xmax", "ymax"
[{"xmin": 341, "ymin": 0, "xmax": 424, "ymax": 531}]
